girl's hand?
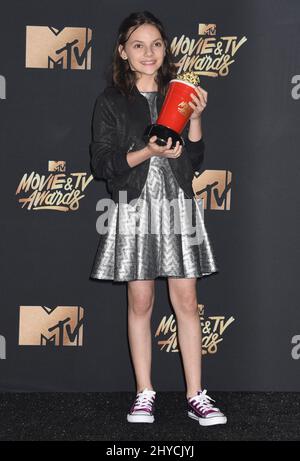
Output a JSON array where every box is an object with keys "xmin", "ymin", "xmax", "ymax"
[
  {"xmin": 146, "ymin": 136, "xmax": 183, "ymax": 159},
  {"xmin": 188, "ymin": 85, "xmax": 208, "ymax": 120}
]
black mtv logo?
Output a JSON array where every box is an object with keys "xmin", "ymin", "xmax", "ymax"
[
  {"xmin": 19, "ymin": 306, "xmax": 84, "ymax": 346},
  {"xmin": 49, "ymin": 37, "xmax": 92, "ymax": 69},
  {"xmin": 194, "ymin": 170, "xmax": 232, "ymax": 210},
  {"xmin": 42, "ymin": 315, "xmax": 84, "ymax": 346},
  {"xmin": 26, "ymin": 27, "xmax": 92, "ymax": 70}
]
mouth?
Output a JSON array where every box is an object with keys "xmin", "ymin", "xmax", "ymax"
[{"xmin": 141, "ymin": 61, "xmax": 156, "ymax": 66}]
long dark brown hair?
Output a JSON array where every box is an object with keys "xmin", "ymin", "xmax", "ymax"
[{"xmin": 108, "ymin": 11, "xmax": 178, "ymax": 99}]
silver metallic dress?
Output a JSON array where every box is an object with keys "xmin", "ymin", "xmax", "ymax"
[{"xmin": 90, "ymin": 91, "xmax": 219, "ymax": 282}]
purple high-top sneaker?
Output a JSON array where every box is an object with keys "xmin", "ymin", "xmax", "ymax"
[
  {"xmin": 187, "ymin": 389, "xmax": 227, "ymax": 426},
  {"xmin": 127, "ymin": 388, "xmax": 156, "ymax": 423}
]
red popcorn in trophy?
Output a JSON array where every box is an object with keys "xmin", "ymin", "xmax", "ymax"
[{"xmin": 143, "ymin": 72, "xmax": 201, "ymax": 148}]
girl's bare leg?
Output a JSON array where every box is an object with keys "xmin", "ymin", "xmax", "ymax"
[
  {"xmin": 127, "ymin": 279, "xmax": 155, "ymax": 393},
  {"xmin": 167, "ymin": 277, "xmax": 202, "ymax": 399}
]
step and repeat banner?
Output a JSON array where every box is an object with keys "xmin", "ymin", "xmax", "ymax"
[{"xmin": 0, "ymin": 0, "xmax": 299, "ymax": 391}]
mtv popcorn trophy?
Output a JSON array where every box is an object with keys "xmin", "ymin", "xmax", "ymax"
[{"xmin": 143, "ymin": 72, "xmax": 201, "ymax": 148}]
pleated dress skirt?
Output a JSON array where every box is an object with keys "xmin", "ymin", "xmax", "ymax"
[{"xmin": 90, "ymin": 91, "xmax": 219, "ymax": 282}]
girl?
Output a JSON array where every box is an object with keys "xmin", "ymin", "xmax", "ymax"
[{"xmin": 89, "ymin": 11, "xmax": 227, "ymax": 427}]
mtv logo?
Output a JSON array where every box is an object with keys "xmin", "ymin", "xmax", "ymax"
[
  {"xmin": 0, "ymin": 335, "xmax": 6, "ymax": 359},
  {"xmin": 198, "ymin": 24, "xmax": 216, "ymax": 36},
  {"xmin": 48, "ymin": 160, "xmax": 66, "ymax": 172},
  {"xmin": 19, "ymin": 306, "xmax": 84, "ymax": 346},
  {"xmin": 25, "ymin": 26, "xmax": 92, "ymax": 69},
  {"xmin": 178, "ymin": 100, "xmax": 190, "ymax": 117},
  {"xmin": 192, "ymin": 169, "xmax": 232, "ymax": 210}
]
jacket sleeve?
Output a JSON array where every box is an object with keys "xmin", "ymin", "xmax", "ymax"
[
  {"xmin": 89, "ymin": 92, "xmax": 133, "ymax": 180},
  {"xmin": 181, "ymin": 122, "xmax": 205, "ymax": 172}
]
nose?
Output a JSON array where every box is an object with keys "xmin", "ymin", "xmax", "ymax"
[{"xmin": 144, "ymin": 46, "xmax": 155, "ymax": 57}]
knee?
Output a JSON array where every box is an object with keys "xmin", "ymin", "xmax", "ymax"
[
  {"xmin": 128, "ymin": 294, "xmax": 154, "ymax": 316},
  {"xmin": 173, "ymin": 294, "xmax": 198, "ymax": 317}
]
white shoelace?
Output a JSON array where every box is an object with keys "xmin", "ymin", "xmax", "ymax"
[
  {"xmin": 134, "ymin": 389, "xmax": 156, "ymax": 411},
  {"xmin": 189, "ymin": 389, "xmax": 220, "ymax": 413}
]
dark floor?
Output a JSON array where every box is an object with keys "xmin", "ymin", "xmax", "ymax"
[{"xmin": 0, "ymin": 392, "xmax": 299, "ymax": 441}]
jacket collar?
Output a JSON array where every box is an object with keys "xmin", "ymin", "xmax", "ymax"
[{"xmin": 130, "ymin": 83, "xmax": 165, "ymax": 112}]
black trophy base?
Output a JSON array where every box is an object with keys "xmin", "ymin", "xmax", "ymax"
[{"xmin": 143, "ymin": 124, "xmax": 185, "ymax": 148}]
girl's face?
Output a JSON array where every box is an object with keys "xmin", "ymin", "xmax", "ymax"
[{"xmin": 119, "ymin": 24, "xmax": 166, "ymax": 79}]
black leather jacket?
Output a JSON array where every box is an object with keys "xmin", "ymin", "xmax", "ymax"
[{"xmin": 89, "ymin": 83, "xmax": 205, "ymax": 203}]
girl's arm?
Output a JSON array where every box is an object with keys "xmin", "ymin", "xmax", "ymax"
[
  {"xmin": 187, "ymin": 117, "xmax": 203, "ymax": 142},
  {"xmin": 126, "ymin": 146, "xmax": 153, "ymax": 168},
  {"xmin": 89, "ymin": 93, "xmax": 133, "ymax": 180},
  {"xmin": 182, "ymin": 118, "xmax": 205, "ymax": 172},
  {"xmin": 90, "ymin": 92, "xmax": 154, "ymax": 179}
]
